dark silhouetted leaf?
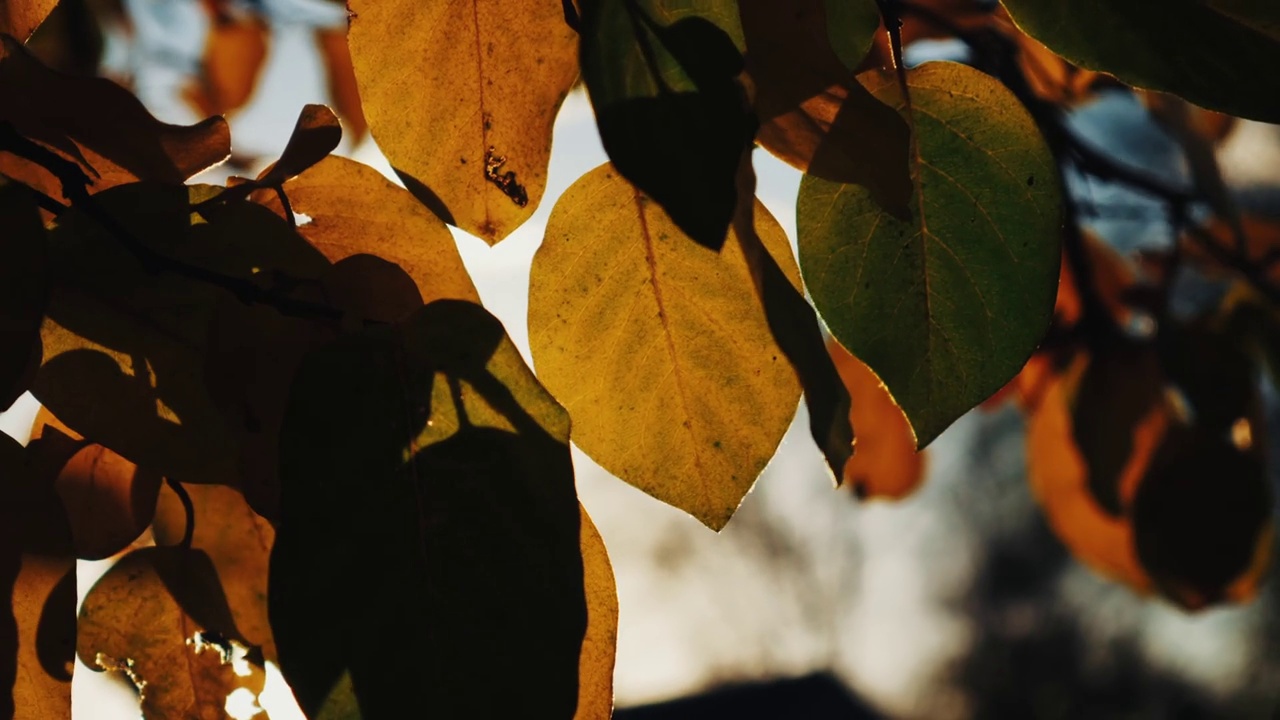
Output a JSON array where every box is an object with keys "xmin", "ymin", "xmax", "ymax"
[
  {"xmin": 271, "ymin": 300, "xmax": 587, "ymax": 718},
  {"xmin": 529, "ymin": 164, "xmax": 802, "ymax": 529},
  {"xmin": 0, "ymin": 36, "xmax": 229, "ymax": 204},
  {"xmin": 828, "ymin": 341, "xmax": 926, "ymax": 500},
  {"xmin": 78, "ymin": 546, "xmax": 265, "ymax": 720},
  {"xmin": 1208, "ymin": 0, "xmax": 1280, "ymax": 40},
  {"xmin": 740, "ymin": 0, "xmax": 911, "ymax": 216},
  {"xmin": 581, "ymin": 0, "xmax": 753, "ymax": 250},
  {"xmin": 0, "ymin": 182, "xmax": 47, "ymax": 410},
  {"xmin": 35, "ymin": 183, "xmax": 331, "ymax": 487},
  {"xmin": 798, "ymin": 62, "xmax": 1061, "ymax": 447},
  {"xmin": 1002, "ymin": 0, "xmax": 1280, "ymax": 122},
  {"xmin": 346, "ymin": 0, "xmax": 578, "ymax": 242}
]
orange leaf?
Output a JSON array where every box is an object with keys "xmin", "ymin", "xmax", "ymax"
[{"xmin": 828, "ymin": 340, "xmax": 926, "ymax": 500}]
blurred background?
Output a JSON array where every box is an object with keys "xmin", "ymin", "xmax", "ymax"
[{"xmin": 5, "ymin": 1, "xmax": 1280, "ymax": 718}]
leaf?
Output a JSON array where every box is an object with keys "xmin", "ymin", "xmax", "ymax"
[
  {"xmin": 1132, "ymin": 423, "xmax": 1271, "ymax": 609},
  {"xmin": 34, "ymin": 183, "xmax": 332, "ymax": 487},
  {"xmin": 54, "ymin": 443, "xmax": 162, "ymax": 561},
  {"xmin": 822, "ymin": 0, "xmax": 880, "ymax": 71},
  {"xmin": 346, "ymin": 0, "xmax": 578, "ymax": 243},
  {"xmin": 732, "ymin": 163, "xmax": 853, "ymax": 491},
  {"xmin": 580, "ymin": 0, "xmax": 753, "ymax": 250},
  {"xmin": 78, "ymin": 546, "xmax": 266, "ymax": 720},
  {"xmin": 0, "ymin": 36, "xmax": 230, "ymax": 204},
  {"xmin": 153, "ymin": 483, "xmax": 276, "ymax": 664},
  {"xmin": 1026, "ymin": 352, "xmax": 1152, "ymax": 593},
  {"xmin": 0, "ymin": 432, "xmax": 75, "ymax": 720},
  {"xmin": 828, "ymin": 341, "xmax": 926, "ymax": 500},
  {"xmin": 0, "ymin": 182, "xmax": 47, "ymax": 410},
  {"xmin": 0, "ymin": 0, "xmax": 57, "ymax": 41},
  {"xmin": 1001, "ymin": 0, "xmax": 1280, "ymax": 122},
  {"xmin": 184, "ymin": 11, "xmax": 269, "ymax": 117},
  {"xmin": 270, "ymin": 300, "xmax": 587, "ymax": 718},
  {"xmin": 253, "ymin": 104, "xmax": 344, "ymax": 190},
  {"xmin": 798, "ymin": 62, "xmax": 1062, "ymax": 447},
  {"xmin": 575, "ymin": 507, "xmax": 617, "ymax": 720},
  {"xmin": 529, "ymin": 163, "xmax": 802, "ymax": 529},
  {"xmin": 257, "ymin": 155, "xmax": 481, "ymax": 308},
  {"xmin": 739, "ymin": 0, "xmax": 911, "ymax": 215},
  {"xmin": 1208, "ymin": 0, "xmax": 1280, "ymax": 41}
]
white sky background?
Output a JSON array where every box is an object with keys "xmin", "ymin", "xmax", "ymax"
[{"xmin": 3, "ymin": 11, "xmax": 1279, "ymax": 720}]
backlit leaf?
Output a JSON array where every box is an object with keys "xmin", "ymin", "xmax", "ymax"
[
  {"xmin": 575, "ymin": 507, "xmax": 617, "ymax": 720},
  {"xmin": 54, "ymin": 443, "xmax": 161, "ymax": 561},
  {"xmin": 0, "ymin": 0, "xmax": 57, "ymax": 42},
  {"xmin": 257, "ymin": 155, "xmax": 481, "ymax": 307},
  {"xmin": 828, "ymin": 341, "xmax": 926, "ymax": 500},
  {"xmin": 78, "ymin": 546, "xmax": 265, "ymax": 720},
  {"xmin": 0, "ymin": 183, "xmax": 46, "ymax": 410},
  {"xmin": 580, "ymin": 0, "xmax": 752, "ymax": 250},
  {"xmin": 0, "ymin": 36, "xmax": 229, "ymax": 204},
  {"xmin": 0, "ymin": 432, "xmax": 75, "ymax": 720},
  {"xmin": 1001, "ymin": 0, "xmax": 1280, "ymax": 122},
  {"xmin": 798, "ymin": 62, "xmax": 1061, "ymax": 447},
  {"xmin": 153, "ymin": 483, "xmax": 276, "ymax": 664},
  {"xmin": 740, "ymin": 0, "xmax": 911, "ymax": 216},
  {"xmin": 271, "ymin": 300, "xmax": 586, "ymax": 718},
  {"xmin": 1026, "ymin": 352, "xmax": 1151, "ymax": 592},
  {"xmin": 529, "ymin": 163, "xmax": 802, "ymax": 529},
  {"xmin": 347, "ymin": 0, "xmax": 578, "ymax": 243}
]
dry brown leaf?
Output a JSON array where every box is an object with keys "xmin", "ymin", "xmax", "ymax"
[{"xmin": 0, "ymin": 1, "xmax": 58, "ymax": 42}]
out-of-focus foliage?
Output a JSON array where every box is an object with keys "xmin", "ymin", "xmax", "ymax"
[{"xmin": 0, "ymin": 0, "xmax": 1278, "ymax": 717}]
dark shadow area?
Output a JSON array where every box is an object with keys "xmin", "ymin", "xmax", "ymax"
[
  {"xmin": 615, "ymin": 673, "xmax": 880, "ymax": 720},
  {"xmin": 0, "ymin": 183, "xmax": 47, "ymax": 411},
  {"xmin": 270, "ymin": 299, "xmax": 586, "ymax": 719},
  {"xmin": 583, "ymin": 4, "xmax": 754, "ymax": 251}
]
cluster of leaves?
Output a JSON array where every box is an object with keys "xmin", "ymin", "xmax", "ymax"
[{"xmin": 0, "ymin": 0, "xmax": 1278, "ymax": 717}]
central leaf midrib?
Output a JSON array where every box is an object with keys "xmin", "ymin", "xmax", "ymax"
[{"xmin": 634, "ymin": 193, "xmax": 710, "ymax": 505}]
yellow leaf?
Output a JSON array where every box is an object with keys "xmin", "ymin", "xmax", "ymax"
[
  {"xmin": 347, "ymin": 0, "xmax": 578, "ymax": 242},
  {"xmin": 258, "ymin": 155, "xmax": 481, "ymax": 307},
  {"xmin": 576, "ymin": 506, "xmax": 617, "ymax": 720},
  {"xmin": 529, "ymin": 163, "xmax": 802, "ymax": 529}
]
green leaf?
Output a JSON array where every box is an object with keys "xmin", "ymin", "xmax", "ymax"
[
  {"xmin": 823, "ymin": 0, "xmax": 880, "ymax": 71},
  {"xmin": 78, "ymin": 546, "xmax": 265, "ymax": 720},
  {"xmin": 270, "ymin": 300, "xmax": 587, "ymax": 718},
  {"xmin": 1002, "ymin": 0, "xmax": 1280, "ymax": 122},
  {"xmin": 0, "ymin": 182, "xmax": 47, "ymax": 410},
  {"xmin": 529, "ymin": 163, "xmax": 802, "ymax": 529},
  {"xmin": 580, "ymin": 0, "xmax": 753, "ymax": 250},
  {"xmin": 346, "ymin": 0, "xmax": 579, "ymax": 243},
  {"xmin": 798, "ymin": 62, "xmax": 1061, "ymax": 447}
]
